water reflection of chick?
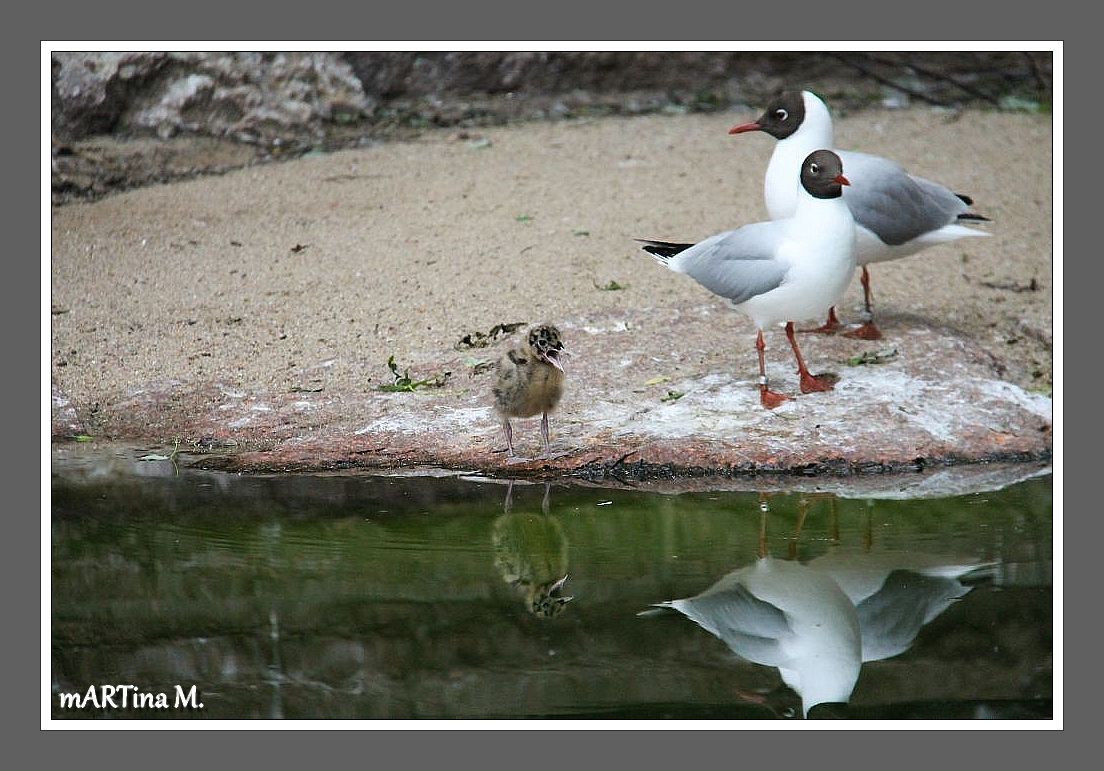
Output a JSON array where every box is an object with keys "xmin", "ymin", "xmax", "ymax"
[
  {"xmin": 492, "ymin": 482, "xmax": 573, "ymax": 618},
  {"xmin": 492, "ymin": 324, "xmax": 567, "ymax": 458}
]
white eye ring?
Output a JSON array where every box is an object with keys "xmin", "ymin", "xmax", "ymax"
[
  {"xmin": 809, "ymin": 163, "xmax": 820, "ymax": 174},
  {"xmin": 775, "ymin": 109, "xmax": 788, "ymax": 121}
]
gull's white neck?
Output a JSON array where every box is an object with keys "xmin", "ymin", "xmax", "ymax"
[
  {"xmin": 794, "ymin": 188, "xmax": 853, "ymax": 245},
  {"xmin": 764, "ymin": 92, "xmax": 836, "ymax": 220}
]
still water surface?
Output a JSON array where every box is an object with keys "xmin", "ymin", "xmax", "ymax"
[{"xmin": 51, "ymin": 446, "xmax": 1052, "ymax": 720}]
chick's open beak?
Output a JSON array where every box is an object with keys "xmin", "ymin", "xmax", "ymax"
[
  {"xmin": 549, "ymin": 574, "xmax": 572, "ymax": 601},
  {"xmin": 542, "ymin": 349, "xmax": 565, "ymax": 372}
]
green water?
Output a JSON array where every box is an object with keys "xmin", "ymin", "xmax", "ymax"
[{"xmin": 51, "ymin": 447, "xmax": 1052, "ymax": 720}]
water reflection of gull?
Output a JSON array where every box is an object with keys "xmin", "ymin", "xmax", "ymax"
[
  {"xmin": 645, "ymin": 556, "xmax": 862, "ymax": 717},
  {"xmin": 807, "ymin": 552, "xmax": 996, "ymax": 662},
  {"xmin": 644, "ymin": 505, "xmax": 996, "ymax": 717}
]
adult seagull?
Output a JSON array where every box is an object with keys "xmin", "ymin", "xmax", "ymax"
[
  {"xmin": 641, "ymin": 556, "xmax": 863, "ymax": 718},
  {"xmin": 807, "ymin": 551, "xmax": 997, "ymax": 663},
  {"xmin": 640, "ymin": 149, "xmax": 855, "ymax": 409},
  {"xmin": 730, "ymin": 90, "xmax": 991, "ymax": 340}
]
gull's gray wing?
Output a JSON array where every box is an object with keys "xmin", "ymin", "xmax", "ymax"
[
  {"xmin": 672, "ymin": 222, "xmax": 790, "ymax": 305},
  {"xmin": 660, "ymin": 582, "xmax": 793, "ymax": 667},
  {"xmin": 838, "ymin": 150, "xmax": 969, "ymax": 246},
  {"xmin": 853, "ymin": 569, "xmax": 972, "ymax": 662}
]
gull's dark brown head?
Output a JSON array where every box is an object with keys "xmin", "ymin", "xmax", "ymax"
[
  {"xmin": 528, "ymin": 324, "xmax": 566, "ymax": 372},
  {"xmin": 729, "ymin": 91, "xmax": 806, "ymax": 139},
  {"xmin": 800, "ymin": 149, "xmax": 849, "ymax": 199}
]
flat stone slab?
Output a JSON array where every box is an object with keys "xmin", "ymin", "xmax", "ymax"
[{"xmin": 54, "ymin": 305, "xmax": 1052, "ymax": 482}]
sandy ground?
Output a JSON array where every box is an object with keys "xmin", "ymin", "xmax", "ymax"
[{"xmin": 50, "ymin": 106, "xmax": 1053, "ymax": 475}]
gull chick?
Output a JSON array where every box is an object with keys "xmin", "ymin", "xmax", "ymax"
[
  {"xmin": 730, "ymin": 90, "xmax": 990, "ymax": 339},
  {"xmin": 641, "ymin": 150, "xmax": 855, "ymax": 409},
  {"xmin": 492, "ymin": 324, "xmax": 567, "ymax": 457}
]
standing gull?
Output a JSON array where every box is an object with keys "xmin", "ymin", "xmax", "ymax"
[
  {"xmin": 641, "ymin": 149, "xmax": 855, "ymax": 409},
  {"xmin": 730, "ymin": 90, "xmax": 990, "ymax": 339}
]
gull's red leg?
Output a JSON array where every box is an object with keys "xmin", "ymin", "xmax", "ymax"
[
  {"xmin": 802, "ymin": 306, "xmax": 842, "ymax": 334},
  {"xmin": 844, "ymin": 266, "xmax": 884, "ymax": 340},
  {"xmin": 756, "ymin": 329, "xmax": 790, "ymax": 409},
  {"xmin": 786, "ymin": 322, "xmax": 839, "ymax": 393}
]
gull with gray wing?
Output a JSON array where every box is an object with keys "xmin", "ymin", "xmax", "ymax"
[
  {"xmin": 641, "ymin": 149, "xmax": 856, "ymax": 409},
  {"xmin": 730, "ymin": 90, "xmax": 990, "ymax": 340}
]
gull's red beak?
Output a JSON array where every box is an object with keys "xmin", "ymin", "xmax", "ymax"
[
  {"xmin": 835, "ymin": 174, "xmax": 850, "ymax": 186},
  {"xmin": 728, "ymin": 121, "xmax": 762, "ymax": 135}
]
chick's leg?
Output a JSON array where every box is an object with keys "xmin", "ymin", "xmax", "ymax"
[{"xmin": 540, "ymin": 411, "xmax": 552, "ymax": 456}]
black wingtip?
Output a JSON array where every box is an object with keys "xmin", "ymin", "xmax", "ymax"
[
  {"xmin": 957, "ymin": 212, "xmax": 991, "ymax": 223},
  {"xmin": 636, "ymin": 238, "xmax": 695, "ymax": 259},
  {"xmin": 956, "ymin": 193, "xmax": 975, "ymax": 206}
]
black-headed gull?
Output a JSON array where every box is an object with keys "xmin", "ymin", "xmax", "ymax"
[
  {"xmin": 641, "ymin": 553, "xmax": 994, "ymax": 716},
  {"xmin": 492, "ymin": 324, "xmax": 567, "ymax": 457},
  {"xmin": 642, "ymin": 556, "xmax": 863, "ymax": 718},
  {"xmin": 807, "ymin": 551, "xmax": 996, "ymax": 662},
  {"xmin": 640, "ymin": 149, "xmax": 855, "ymax": 409},
  {"xmin": 730, "ymin": 90, "xmax": 990, "ymax": 340}
]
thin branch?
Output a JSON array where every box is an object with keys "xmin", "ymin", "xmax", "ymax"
[
  {"xmin": 1023, "ymin": 52, "xmax": 1050, "ymax": 95},
  {"xmin": 827, "ymin": 53, "xmax": 951, "ymax": 108},
  {"xmin": 862, "ymin": 52, "xmax": 1001, "ymax": 106}
]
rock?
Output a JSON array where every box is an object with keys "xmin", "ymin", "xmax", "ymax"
[
  {"xmin": 53, "ymin": 52, "xmax": 1053, "ymax": 146},
  {"xmin": 50, "ymin": 52, "xmax": 1053, "ymax": 204},
  {"xmin": 62, "ymin": 307, "xmax": 1051, "ymax": 483},
  {"xmin": 52, "ymin": 52, "xmax": 169, "ymax": 139},
  {"xmin": 51, "ymin": 52, "xmax": 373, "ymax": 145},
  {"xmin": 51, "ymin": 384, "xmax": 87, "ymax": 439}
]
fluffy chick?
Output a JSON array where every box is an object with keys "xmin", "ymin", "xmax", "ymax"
[{"xmin": 492, "ymin": 324, "xmax": 567, "ymax": 457}]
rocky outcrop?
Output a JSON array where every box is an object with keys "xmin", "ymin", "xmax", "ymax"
[
  {"xmin": 53, "ymin": 51, "xmax": 1053, "ymax": 145},
  {"xmin": 51, "ymin": 52, "xmax": 372, "ymax": 145},
  {"xmin": 50, "ymin": 306, "xmax": 1052, "ymax": 482},
  {"xmin": 50, "ymin": 51, "xmax": 1053, "ymax": 205}
]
